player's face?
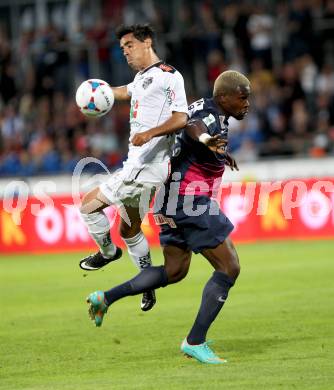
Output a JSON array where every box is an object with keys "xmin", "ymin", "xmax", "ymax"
[
  {"xmin": 120, "ymin": 33, "xmax": 151, "ymax": 71},
  {"xmin": 221, "ymin": 86, "xmax": 250, "ymax": 120}
]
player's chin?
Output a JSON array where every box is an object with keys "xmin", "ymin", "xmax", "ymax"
[
  {"xmin": 236, "ymin": 112, "xmax": 248, "ymax": 120},
  {"xmin": 127, "ymin": 59, "xmax": 136, "ymax": 69}
]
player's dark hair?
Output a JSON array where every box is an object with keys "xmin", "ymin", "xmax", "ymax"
[{"xmin": 115, "ymin": 24, "xmax": 157, "ymax": 52}]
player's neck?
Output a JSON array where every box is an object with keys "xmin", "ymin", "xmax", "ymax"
[
  {"xmin": 213, "ymin": 96, "xmax": 227, "ymax": 117},
  {"xmin": 139, "ymin": 53, "xmax": 161, "ymax": 72}
]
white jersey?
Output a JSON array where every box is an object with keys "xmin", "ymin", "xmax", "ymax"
[{"xmin": 125, "ymin": 61, "xmax": 188, "ymax": 167}]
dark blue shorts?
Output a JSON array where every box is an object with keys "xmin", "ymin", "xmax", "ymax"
[{"xmin": 153, "ymin": 195, "xmax": 234, "ymax": 253}]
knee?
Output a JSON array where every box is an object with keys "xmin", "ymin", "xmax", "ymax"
[
  {"xmin": 119, "ymin": 222, "xmax": 141, "ymax": 239},
  {"xmin": 228, "ymin": 252, "xmax": 240, "ymax": 280},
  {"xmin": 215, "ymin": 250, "xmax": 240, "ymax": 280},
  {"xmin": 79, "ymin": 195, "xmax": 89, "ymax": 215},
  {"xmin": 230, "ymin": 261, "xmax": 240, "ymax": 280},
  {"xmin": 168, "ymin": 268, "xmax": 188, "ymax": 284},
  {"xmin": 79, "ymin": 187, "xmax": 103, "ymax": 215},
  {"xmin": 79, "ymin": 204, "xmax": 90, "ymax": 215},
  {"xmin": 166, "ymin": 264, "xmax": 189, "ymax": 284}
]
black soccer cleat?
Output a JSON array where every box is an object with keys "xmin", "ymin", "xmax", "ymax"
[
  {"xmin": 141, "ymin": 290, "xmax": 156, "ymax": 312},
  {"xmin": 79, "ymin": 247, "xmax": 122, "ymax": 271}
]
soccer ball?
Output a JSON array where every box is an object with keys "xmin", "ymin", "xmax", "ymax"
[{"xmin": 75, "ymin": 79, "xmax": 114, "ymax": 117}]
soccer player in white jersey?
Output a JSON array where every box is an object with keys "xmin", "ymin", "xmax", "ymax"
[{"xmin": 79, "ymin": 24, "xmax": 188, "ymax": 311}]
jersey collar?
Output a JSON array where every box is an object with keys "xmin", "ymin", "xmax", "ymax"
[{"xmin": 139, "ymin": 60, "xmax": 163, "ymax": 75}]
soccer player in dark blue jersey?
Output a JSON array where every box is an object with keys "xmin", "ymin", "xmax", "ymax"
[{"xmin": 86, "ymin": 70, "xmax": 251, "ymax": 364}]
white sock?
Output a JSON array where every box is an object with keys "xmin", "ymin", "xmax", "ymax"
[
  {"xmin": 81, "ymin": 211, "xmax": 116, "ymax": 258},
  {"xmin": 123, "ymin": 231, "xmax": 152, "ymax": 270}
]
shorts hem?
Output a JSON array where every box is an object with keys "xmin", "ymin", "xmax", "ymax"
[
  {"xmin": 160, "ymin": 242, "xmax": 189, "ymax": 251},
  {"xmin": 191, "ymin": 228, "xmax": 234, "ymax": 254}
]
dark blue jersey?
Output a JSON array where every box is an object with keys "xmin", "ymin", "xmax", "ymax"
[
  {"xmin": 153, "ymin": 98, "xmax": 234, "ymax": 252},
  {"xmin": 171, "ymin": 97, "xmax": 229, "ymax": 197}
]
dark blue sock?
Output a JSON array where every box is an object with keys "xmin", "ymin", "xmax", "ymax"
[
  {"xmin": 187, "ymin": 271, "xmax": 235, "ymax": 345},
  {"xmin": 104, "ymin": 266, "xmax": 168, "ymax": 306}
]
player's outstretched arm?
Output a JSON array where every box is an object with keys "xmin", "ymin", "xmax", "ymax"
[
  {"xmin": 131, "ymin": 111, "xmax": 188, "ymax": 146},
  {"xmin": 111, "ymin": 86, "xmax": 131, "ymax": 101},
  {"xmin": 185, "ymin": 120, "xmax": 227, "ymax": 154},
  {"xmin": 185, "ymin": 120, "xmax": 239, "ymax": 170}
]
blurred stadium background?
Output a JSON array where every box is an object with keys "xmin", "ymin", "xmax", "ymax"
[
  {"xmin": 0, "ymin": 0, "xmax": 334, "ymax": 251},
  {"xmin": 0, "ymin": 0, "xmax": 334, "ymax": 176},
  {"xmin": 1, "ymin": 1, "xmax": 334, "ymax": 389}
]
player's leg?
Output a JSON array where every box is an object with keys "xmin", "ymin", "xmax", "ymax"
[
  {"xmin": 119, "ymin": 205, "xmax": 151, "ymax": 269},
  {"xmin": 79, "ymin": 166, "xmax": 148, "ymax": 271},
  {"xmin": 202, "ymin": 236, "xmax": 240, "ymax": 279},
  {"xmin": 87, "ymin": 245, "xmax": 191, "ymax": 326},
  {"xmin": 163, "ymin": 245, "xmax": 191, "ymax": 283},
  {"xmin": 103, "ymin": 245, "xmax": 191, "ymax": 304},
  {"xmin": 118, "ymin": 162, "xmax": 169, "ymax": 309},
  {"xmin": 79, "ymin": 187, "xmax": 122, "ymax": 271},
  {"xmin": 118, "ymin": 205, "xmax": 156, "ymax": 311},
  {"xmin": 182, "ymin": 238, "xmax": 239, "ymax": 363}
]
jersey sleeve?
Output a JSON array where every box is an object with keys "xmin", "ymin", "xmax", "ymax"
[
  {"xmin": 127, "ymin": 81, "xmax": 134, "ymax": 96},
  {"xmin": 191, "ymin": 109, "xmax": 219, "ymax": 136},
  {"xmin": 163, "ymin": 72, "xmax": 188, "ymax": 114}
]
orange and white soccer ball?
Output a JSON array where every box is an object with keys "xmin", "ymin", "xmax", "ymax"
[{"xmin": 75, "ymin": 79, "xmax": 114, "ymax": 117}]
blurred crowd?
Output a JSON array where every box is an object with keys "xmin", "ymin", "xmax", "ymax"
[{"xmin": 1, "ymin": 0, "xmax": 334, "ymax": 177}]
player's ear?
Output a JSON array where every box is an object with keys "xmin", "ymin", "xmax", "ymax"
[
  {"xmin": 144, "ymin": 37, "xmax": 152, "ymax": 49},
  {"xmin": 217, "ymin": 93, "xmax": 225, "ymax": 106}
]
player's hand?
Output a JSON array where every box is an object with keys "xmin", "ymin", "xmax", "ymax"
[
  {"xmin": 131, "ymin": 131, "xmax": 153, "ymax": 146},
  {"xmin": 206, "ymin": 135, "xmax": 228, "ymax": 154},
  {"xmin": 224, "ymin": 151, "xmax": 239, "ymax": 171}
]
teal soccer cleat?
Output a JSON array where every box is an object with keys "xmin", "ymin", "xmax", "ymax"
[
  {"xmin": 86, "ymin": 291, "xmax": 108, "ymax": 327},
  {"xmin": 181, "ymin": 339, "xmax": 227, "ymax": 364}
]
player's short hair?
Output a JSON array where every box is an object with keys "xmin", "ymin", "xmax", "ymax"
[
  {"xmin": 115, "ymin": 24, "xmax": 156, "ymax": 52},
  {"xmin": 213, "ymin": 70, "xmax": 250, "ymax": 97}
]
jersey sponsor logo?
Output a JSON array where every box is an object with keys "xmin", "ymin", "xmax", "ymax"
[
  {"xmin": 154, "ymin": 213, "xmax": 177, "ymax": 228},
  {"xmin": 130, "ymin": 99, "xmax": 139, "ymax": 119},
  {"xmin": 142, "ymin": 77, "xmax": 153, "ymax": 89},
  {"xmin": 130, "ymin": 121, "xmax": 141, "ymax": 127},
  {"xmin": 202, "ymin": 114, "xmax": 216, "ymax": 127},
  {"xmin": 165, "ymin": 86, "xmax": 175, "ymax": 105},
  {"xmin": 158, "ymin": 63, "xmax": 175, "ymax": 73}
]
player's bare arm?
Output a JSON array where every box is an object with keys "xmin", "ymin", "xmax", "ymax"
[
  {"xmin": 185, "ymin": 119, "xmax": 239, "ymax": 171},
  {"xmin": 131, "ymin": 111, "xmax": 188, "ymax": 146},
  {"xmin": 185, "ymin": 119, "xmax": 227, "ymax": 154},
  {"xmin": 111, "ymin": 86, "xmax": 131, "ymax": 101}
]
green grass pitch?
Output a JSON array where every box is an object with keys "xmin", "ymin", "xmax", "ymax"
[{"xmin": 1, "ymin": 240, "xmax": 334, "ymax": 390}]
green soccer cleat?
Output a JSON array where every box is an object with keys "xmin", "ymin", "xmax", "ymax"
[
  {"xmin": 86, "ymin": 291, "xmax": 108, "ymax": 327},
  {"xmin": 181, "ymin": 339, "xmax": 227, "ymax": 364}
]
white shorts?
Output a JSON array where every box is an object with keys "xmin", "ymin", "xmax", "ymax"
[{"xmin": 99, "ymin": 160, "xmax": 170, "ymax": 208}]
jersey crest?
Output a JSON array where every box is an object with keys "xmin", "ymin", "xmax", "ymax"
[{"xmin": 142, "ymin": 77, "xmax": 153, "ymax": 89}]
